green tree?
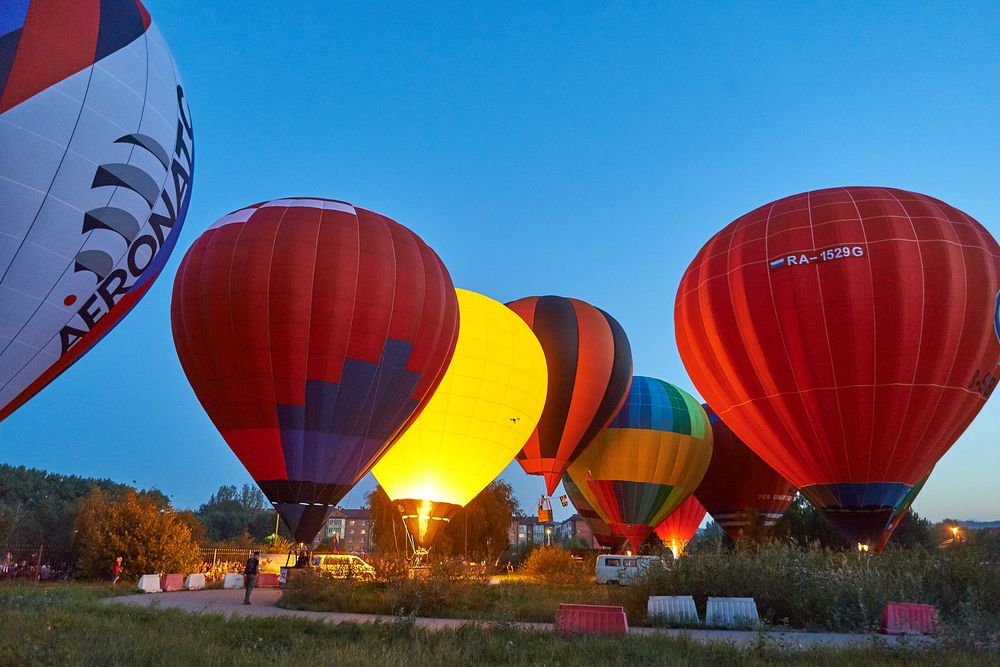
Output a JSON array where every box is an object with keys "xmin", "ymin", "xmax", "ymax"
[
  {"xmin": 0, "ymin": 464, "xmax": 168, "ymax": 547},
  {"xmin": 197, "ymin": 484, "xmax": 276, "ymax": 543},
  {"xmin": 883, "ymin": 509, "xmax": 935, "ymax": 550},
  {"xmin": 770, "ymin": 494, "xmax": 851, "ymax": 549},
  {"xmin": 73, "ymin": 489, "xmax": 200, "ymax": 580},
  {"xmin": 439, "ymin": 480, "xmax": 520, "ymax": 561}
]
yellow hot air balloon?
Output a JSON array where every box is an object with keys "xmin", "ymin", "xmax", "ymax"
[
  {"xmin": 372, "ymin": 289, "xmax": 548, "ymax": 552},
  {"xmin": 567, "ymin": 376, "xmax": 713, "ymax": 553}
]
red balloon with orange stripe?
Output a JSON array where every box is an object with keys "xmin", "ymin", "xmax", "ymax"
[{"xmin": 506, "ymin": 296, "xmax": 633, "ymax": 495}]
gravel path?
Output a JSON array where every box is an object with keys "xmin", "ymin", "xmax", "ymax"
[{"xmin": 108, "ymin": 588, "xmax": 932, "ymax": 647}]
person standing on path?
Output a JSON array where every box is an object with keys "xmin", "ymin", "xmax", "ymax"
[
  {"xmin": 243, "ymin": 551, "xmax": 259, "ymax": 605},
  {"xmin": 111, "ymin": 557, "xmax": 123, "ymax": 586}
]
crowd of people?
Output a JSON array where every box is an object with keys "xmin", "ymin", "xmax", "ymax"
[{"xmin": 1, "ymin": 551, "xmax": 73, "ymax": 580}]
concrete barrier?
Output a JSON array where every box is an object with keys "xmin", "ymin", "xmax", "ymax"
[
  {"xmin": 184, "ymin": 573, "xmax": 206, "ymax": 591},
  {"xmin": 137, "ymin": 574, "xmax": 161, "ymax": 593},
  {"xmin": 555, "ymin": 604, "xmax": 628, "ymax": 635},
  {"xmin": 256, "ymin": 573, "xmax": 280, "ymax": 588},
  {"xmin": 160, "ymin": 573, "xmax": 184, "ymax": 592},
  {"xmin": 881, "ymin": 602, "xmax": 938, "ymax": 635},
  {"xmin": 223, "ymin": 573, "xmax": 245, "ymax": 589},
  {"xmin": 706, "ymin": 597, "xmax": 759, "ymax": 627},
  {"xmin": 647, "ymin": 595, "xmax": 699, "ymax": 624}
]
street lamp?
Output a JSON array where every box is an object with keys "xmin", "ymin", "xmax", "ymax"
[{"xmin": 545, "ymin": 526, "xmax": 552, "ymax": 547}]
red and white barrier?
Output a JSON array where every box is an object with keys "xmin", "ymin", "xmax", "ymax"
[
  {"xmin": 256, "ymin": 573, "xmax": 279, "ymax": 588},
  {"xmin": 136, "ymin": 574, "xmax": 161, "ymax": 593},
  {"xmin": 555, "ymin": 604, "xmax": 628, "ymax": 635},
  {"xmin": 881, "ymin": 602, "xmax": 938, "ymax": 635}
]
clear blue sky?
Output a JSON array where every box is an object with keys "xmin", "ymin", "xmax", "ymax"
[{"xmin": 3, "ymin": 1, "xmax": 999, "ymax": 522}]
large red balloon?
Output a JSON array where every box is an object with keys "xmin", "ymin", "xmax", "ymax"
[
  {"xmin": 675, "ymin": 187, "xmax": 1000, "ymax": 545},
  {"xmin": 506, "ymin": 296, "xmax": 633, "ymax": 495},
  {"xmin": 172, "ymin": 198, "xmax": 459, "ymax": 542},
  {"xmin": 696, "ymin": 405, "xmax": 796, "ymax": 542},
  {"xmin": 654, "ymin": 495, "xmax": 706, "ymax": 558}
]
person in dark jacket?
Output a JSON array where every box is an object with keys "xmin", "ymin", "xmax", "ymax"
[{"xmin": 243, "ymin": 551, "xmax": 259, "ymax": 605}]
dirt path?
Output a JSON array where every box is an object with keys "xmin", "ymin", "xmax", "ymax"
[{"xmin": 109, "ymin": 588, "xmax": 930, "ymax": 647}]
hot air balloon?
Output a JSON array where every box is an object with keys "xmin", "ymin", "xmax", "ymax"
[
  {"xmin": 172, "ymin": 198, "xmax": 458, "ymax": 542},
  {"xmin": 0, "ymin": 0, "xmax": 193, "ymax": 421},
  {"xmin": 506, "ymin": 296, "xmax": 633, "ymax": 495},
  {"xmin": 568, "ymin": 376, "xmax": 713, "ymax": 553},
  {"xmin": 562, "ymin": 472, "xmax": 618, "ymax": 548},
  {"xmin": 696, "ymin": 406, "xmax": 796, "ymax": 542},
  {"xmin": 675, "ymin": 186, "xmax": 1000, "ymax": 546},
  {"xmin": 371, "ymin": 289, "xmax": 548, "ymax": 553},
  {"xmin": 654, "ymin": 495, "xmax": 706, "ymax": 559}
]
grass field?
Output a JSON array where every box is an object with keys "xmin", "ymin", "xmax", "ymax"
[{"xmin": 1, "ymin": 583, "xmax": 997, "ymax": 666}]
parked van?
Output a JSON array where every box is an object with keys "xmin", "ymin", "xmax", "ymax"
[{"xmin": 595, "ymin": 554, "xmax": 665, "ymax": 585}]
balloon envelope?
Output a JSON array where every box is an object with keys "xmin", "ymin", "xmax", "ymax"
[
  {"xmin": 675, "ymin": 187, "xmax": 1000, "ymax": 545},
  {"xmin": 1, "ymin": 0, "xmax": 193, "ymax": 420},
  {"xmin": 172, "ymin": 198, "xmax": 459, "ymax": 542},
  {"xmin": 569, "ymin": 376, "xmax": 713, "ymax": 552},
  {"xmin": 874, "ymin": 473, "xmax": 930, "ymax": 553},
  {"xmin": 654, "ymin": 495, "xmax": 706, "ymax": 558},
  {"xmin": 696, "ymin": 405, "xmax": 796, "ymax": 542},
  {"xmin": 562, "ymin": 472, "xmax": 618, "ymax": 548},
  {"xmin": 372, "ymin": 289, "xmax": 548, "ymax": 550},
  {"xmin": 506, "ymin": 295, "xmax": 633, "ymax": 494}
]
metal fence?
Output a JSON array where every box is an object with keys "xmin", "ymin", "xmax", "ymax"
[{"xmin": 1, "ymin": 544, "xmax": 76, "ymax": 581}]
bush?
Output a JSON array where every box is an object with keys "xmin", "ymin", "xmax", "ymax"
[
  {"xmin": 72, "ymin": 489, "xmax": 200, "ymax": 580},
  {"xmin": 521, "ymin": 546, "xmax": 583, "ymax": 584}
]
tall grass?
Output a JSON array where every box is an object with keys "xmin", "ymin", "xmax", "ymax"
[
  {"xmin": 0, "ymin": 583, "xmax": 994, "ymax": 666},
  {"xmin": 282, "ymin": 538, "xmax": 1000, "ymax": 638},
  {"xmin": 626, "ymin": 539, "xmax": 1000, "ymax": 634}
]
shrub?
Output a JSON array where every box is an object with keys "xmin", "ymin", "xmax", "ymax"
[
  {"xmin": 72, "ymin": 489, "xmax": 200, "ymax": 580},
  {"xmin": 522, "ymin": 546, "xmax": 582, "ymax": 584}
]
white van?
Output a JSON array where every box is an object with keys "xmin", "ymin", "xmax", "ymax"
[{"xmin": 595, "ymin": 554, "xmax": 665, "ymax": 585}]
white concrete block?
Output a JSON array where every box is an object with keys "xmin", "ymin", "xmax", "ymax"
[
  {"xmin": 706, "ymin": 597, "xmax": 760, "ymax": 627},
  {"xmin": 136, "ymin": 574, "xmax": 161, "ymax": 593},
  {"xmin": 223, "ymin": 573, "xmax": 244, "ymax": 589},
  {"xmin": 184, "ymin": 573, "xmax": 206, "ymax": 590},
  {"xmin": 647, "ymin": 595, "xmax": 700, "ymax": 624}
]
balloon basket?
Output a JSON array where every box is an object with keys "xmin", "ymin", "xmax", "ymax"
[{"xmin": 537, "ymin": 496, "xmax": 554, "ymax": 523}]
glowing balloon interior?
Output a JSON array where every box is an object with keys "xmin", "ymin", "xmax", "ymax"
[
  {"xmin": 0, "ymin": 0, "xmax": 193, "ymax": 421},
  {"xmin": 372, "ymin": 289, "xmax": 548, "ymax": 550},
  {"xmin": 654, "ymin": 495, "xmax": 706, "ymax": 559}
]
